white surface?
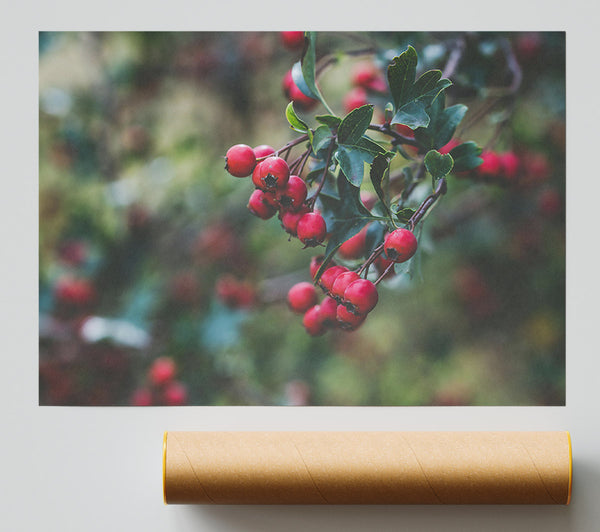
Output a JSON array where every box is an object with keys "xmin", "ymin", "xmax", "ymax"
[{"xmin": 2, "ymin": 1, "xmax": 600, "ymax": 531}]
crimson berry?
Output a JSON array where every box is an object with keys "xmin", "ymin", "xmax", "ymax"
[
  {"xmin": 276, "ymin": 175, "xmax": 307, "ymax": 211},
  {"xmin": 297, "ymin": 212, "xmax": 327, "ymax": 247},
  {"xmin": 55, "ymin": 277, "xmax": 96, "ymax": 306},
  {"xmin": 302, "ymin": 305, "xmax": 326, "ymax": 336},
  {"xmin": 248, "ymin": 189, "xmax": 277, "ymax": 219},
  {"xmin": 287, "ymin": 282, "xmax": 318, "ymax": 314},
  {"xmin": 384, "ymin": 228, "xmax": 418, "ymax": 263},
  {"xmin": 163, "ymin": 381, "xmax": 188, "ymax": 406},
  {"xmin": 280, "ymin": 31, "xmax": 305, "ymax": 50},
  {"xmin": 477, "ymin": 151, "xmax": 501, "ymax": 177},
  {"xmin": 253, "ymin": 144, "xmax": 275, "ymax": 159},
  {"xmin": 343, "ymin": 87, "xmax": 368, "ymax": 114},
  {"xmin": 351, "ymin": 62, "xmax": 380, "ymax": 87},
  {"xmin": 319, "ymin": 296, "xmax": 339, "ymax": 328},
  {"xmin": 149, "ymin": 356, "xmax": 176, "ymax": 386},
  {"xmin": 281, "ymin": 206, "xmax": 310, "ymax": 236},
  {"xmin": 318, "ymin": 265, "xmax": 348, "ymax": 293},
  {"xmin": 225, "ymin": 144, "xmax": 256, "ymax": 177},
  {"xmin": 439, "ymin": 138, "xmax": 460, "ymax": 154},
  {"xmin": 252, "ymin": 156, "xmax": 290, "ymax": 191},
  {"xmin": 338, "ymin": 225, "xmax": 368, "ymax": 259},
  {"xmin": 336, "ymin": 304, "xmax": 367, "ymax": 331},
  {"xmin": 343, "ymin": 278, "xmax": 379, "ymax": 315},
  {"xmin": 282, "ymin": 70, "xmax": 318, "ymax": 111},
  {"xmin": 262, "ymin": 190, "xmax": 280, "ymax": 210},
  {"xmin": 393, "ymin": 123, "xmax": 416, "ymax": 139},
  {"xmin": 499, "ymin": 152, "xmax": 520, "ymax": 180},
  {"xmin": 330, "ymin": 271, "xmax": 361, "ymax": 302}
]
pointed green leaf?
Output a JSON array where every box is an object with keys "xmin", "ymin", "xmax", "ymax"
[
  {"xmin": 370, "ymin": 154, "xmax": 391, "ymax": 216},
  {"xmin": 387, "ymin": 46, "xmax": 417, "ymax": 109},
  {"xmin": 310, "ymin": 124, "xmax": 333, "ymax": 154},
  {"xmin": 335, "ymin": 146, "xmax": 368, "ymax": 186},
  {"xmin": 355, "ymin": 136, "xmax": 388, "ymax": 156},
  {"xmin": 316, "ymin": 114, "xmax": 342, "ymax": 130},
  {"xmin": 433, "ymin": 104, "xmax": 468, "ymax": 149},
  {"xmin": 291, "ymin": 61, "xmax": 317, "ymax": 99},
  {"xmin": 449, "ymin": 141, "xmax": 483, "ymax": 172},
  {"xmin": 301, "ymin": 31, "xmax": 319, "ymax": 98},
  {"xmin": 285, "ymin": 102, "xmax": 309, "ymax": 133},
  {"xmin": 391, "ymin": 101, "xmax": 431, "ymax": 129},
  {"xmin": 338, "ymin": 104, "xmax": 374, "ymax": 145},
  {"xmin": 424, "ymin": 149, "xmax": 454, "ymax": 179},
  {"xmin": 411, "ymin": 69, "xmax": 443, "ymax": 100}
]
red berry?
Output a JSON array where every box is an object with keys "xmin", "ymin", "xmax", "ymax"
[
  {"xmin": 439, "ymin": 138, "xmax": 460, "ymax": 154},
  {"xmin": 131, "ymin": 388, "xmax": 153, "ymax": 406},
  {"xmin": 319, "ymin": 296, "xmax": 339, "ymax": 328},
  {"xmin": 384, "ymin": 228, "xmax": 418, "ymax": 263},
  {"xmin": 287, "ymin": 282, "xmax": 318, "ymax": 314},
  {"xmin": 330, "ymin": 271, "xmax": 361, "ymax": 302},
  {"xmin": 252, "ymin": 156, "xmax": 290, "ymax": 191},
  {"xmin": 343, "ymin": 279, "xmax": 379, "ymax": 315},
  {"xmin": 276, "ymin": 175, "xmax": 307, "ymax": 211},
  {"xmin": 351, "ymin": 62, "xmax": 380, "ymax": 88},
  {"xmin": 360, "ymin": 191, "xmax": 378, "ymax": 210},
  {"xmin": 280, "ymin": 31, "xmax": 305, "ymax": 50},
  {"xmin": 163, "ymin": 381, "xmax": 188, "ymax": 406},
  {"xmin": 282, "ymin": 70, "xmax": 318, "ymax": 111},
  {"xmin": 253, "ymin": 144, "xmax": 275, "ymax": 159},
  {"xmin": 499, "ymin": 152, "xmax": 520, "ymax": 180},
  {"xmin": 55, "ymin": 277, "xmax": 96, "ymax": 306},
  {"xmin": 262, "ymin": 190, "xmax": 280, "ymax": 209},
  {"xmin": 280, "ymin": 206, "xmax": 310, "ymax": 236},
  {"xmin": 215, "ymin": 275, "xmax": 256, "ymax": 309},
  {"xmin": 343, "ymin": 87, "xmax": 368, "ymax": 114},
  {"xmin": 302, "ymin": 305, "xmax": 326, "ymax": 336},
  {"xmin": 225, "ymin": 144, "xmax": 256, "ymax": 177},
  {"xmin": 247, "ymin": 189, "xmax": 277, "ymax": 219},
  {"xmin": 393, "ymin": 123, "xmax": 415, "ymax": 139},
  {"xmin": 477, "ymin": 151, "xmax": 502, "ymax": 177},
  {"xmin": 149, "ymin": 357, "xmax": 176, "ymax": 386},
  {"xmin": 318, "ymin": 265, "xmax": 348, "ymax": 292},
  {"xmin": 336, "ymin": 304, "xmax": 367, "ymax": 331},
  {"xmin": 297, "ymin": 212, "xmax": 327, "ymax": 247},
  {"xmin": 338, "ymin": 226, "xmax": 368, "ymax": 259}
]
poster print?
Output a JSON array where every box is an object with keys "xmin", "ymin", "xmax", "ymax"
[{"xmin": 39, "ymin": 32, "xmax": 565, "ymax": 406}]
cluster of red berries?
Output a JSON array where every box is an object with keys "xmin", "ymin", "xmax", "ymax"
[
  {"xmin": 287, "ymin": 227, "xmax": 418, "ymax": 335},
  {"xmin": 440, "ymin": 140, "xmax": 550, "ymax": 186},
  {"xmin": 131, "ymin": 356, "xmax": 188, "ymax": 406},
  {"xmin": 54, "ymin": 276, "xmax": 96, "ymax": 306},
  {"xmin": 343, "ymin": 61, "xmax": 387, "ymax": 114},
  {"xmin": 225, "ymin": 144, "xmax": 328, "ymax": 247}
]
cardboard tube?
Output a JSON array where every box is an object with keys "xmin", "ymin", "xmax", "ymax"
[{"xmin": 163, "ymin": 431, "xmax": 572, "ymax": 505}]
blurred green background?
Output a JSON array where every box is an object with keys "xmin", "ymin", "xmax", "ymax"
[{"xmin": 39, "ymin": 32, "xmax": 565, "ymax": 406}]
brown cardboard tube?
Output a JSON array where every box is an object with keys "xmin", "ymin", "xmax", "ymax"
[{"xmin": 163, "ymin": 431, "xmax": 572, "ymax": 505}]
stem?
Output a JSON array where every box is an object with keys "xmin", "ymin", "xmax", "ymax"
[
  {"xmin": 289, "ymin": 148, "xmax": 311, "ymax": 175},
  {"xmin": 408, "ymin": 177, "xmax": 447, "ymax": 231},
  {"xmin": 441, "ymin": 37, "xmax": 466, "ymax": 79},
  {"xmin": 276, "ymin": 134, "xmax": 310, "ymax": 158},
  {"xmin": 367, "ymin": 124, "xmax": 419, "ymax": 148},
  {"xmin": 374, "ymin": 260, "xmax": 395, "ymax": 286},
  {"xmin": 356, "ymin": 244, "xmax": 384, "ymax": 277}
]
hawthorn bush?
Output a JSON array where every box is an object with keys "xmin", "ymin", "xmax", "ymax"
[{"xmin": 39, "ymin": 31, "xmax": 565, "ymax": 406}]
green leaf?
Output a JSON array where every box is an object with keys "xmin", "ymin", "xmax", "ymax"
[
  {"xmin": 370, "ymin": 154, "xmax": 391, "ymax": 216},
  {"xmin": 310, "ymin": 124, "xmax": 333, "ymax": 154},
  {"xmin": 316, "ymin": 114, "xmax": 342, "ymax": 130},
  {"xmin": 291, "ymin": 61, "xmax": 317, "ymax": 99},
  {"xmin": 337, "ymin": 104, "xmax": 374, "ymax": 145},
  {"xmin": 355, "ymin": 136, "xmax": 389, "ymax": 156},
  {"xmin": 424, "ymin": 149, "xmax": 454, "ymax": 179},
  {"xmin": 449, "ymin": 141, "xmax": 483, "ymax": 172},
  {"xmin": 411, "ymin": 69, "xmax": 442, "ymax": 99},
  {"xmin": 392, "ymin": 101, "xmax": 431, "ymax": 129},
  {"xmin": 391, "ymin": 206, "xmax": 416, "ymax": 224},
  {"xmin": 335, "ymin": 146, "xmax": 368, "ymax": 186},
  {"xmin": 365, "ymin": 222, "xmax": 386, "ymax": 254},
  {"xmin": 387, "ymin": 46, "xmax": 417, "ymax": 110},
  {"xmin": 301, "ymin": 31, "xmax": 319, "ymax": 98},
  {"xmin": 285, "ymin": 102, "xmax": 309, "ymax": 133},
  {"xmin": 433, "ymin": 104, "xmax": 468, "ymax": 149}
]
